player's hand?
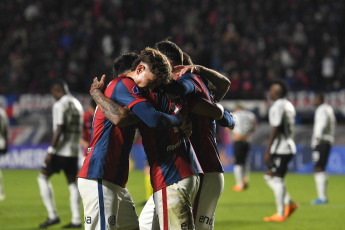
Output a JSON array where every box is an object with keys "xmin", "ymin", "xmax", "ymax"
[
  {"xmin": 44, "ymin": 153, "xmax": 53, "ymax": 166},
  {"xmin": 179, "ymin": 117, "xmax": 192, "ymax": 137},
  {"xmin": 229, "ymin": 113, "xmax": 236, "ymax": 130},
  {"xmin": 90, "ymin": 75, "xmax": 106, "ymax": 95},
  {"xmin": 174, "ymin": 65, "xmax": 201, "ymax": 77},
  {"xmin": 263, "ymin": 149, "xmax": 270, "ymax": 165}
]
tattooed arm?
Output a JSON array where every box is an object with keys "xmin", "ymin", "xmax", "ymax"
[{"xmin": 90, "ymin": 75, "xmax": 139, "ymax": 127}]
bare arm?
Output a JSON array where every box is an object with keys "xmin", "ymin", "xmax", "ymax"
[
  {"xmin": 191, "ymin": 97, "xmax": 224, "ymax": 120},
  {"xmin": 264, "ymin": 126, "xmax": 278, "ymax": 166},
  {"xmin": 175, "ymin": 65, "xmax": 231, "ymax": 101},
  {"xmin": 90, "ymin": 75, "xmax": 139, "ymax": 127}
]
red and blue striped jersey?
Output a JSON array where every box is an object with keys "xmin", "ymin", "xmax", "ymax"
[
  {"xmin": 138, "ymin": 92, "xmax": 203, "ymax": 192},
  {"xmin": 78, "ymin": 76, "xmax": 147, "ymax": 187},
  {"xmin": 178, "ymin": 73, "xmax": 224, "ymax": 173}
]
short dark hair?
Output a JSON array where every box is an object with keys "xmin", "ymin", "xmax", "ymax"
[
  {"xmin": 131, "ymin": 47, "xmax": 172, "ymax": 85},
  {"xmin": 113, "ymin": 52, "xmax": 138, "ymax": 78},
  {"xmin": 314, "ymin": 91, "xmax": 325, "ymax": 103},
  {"xmin": 183, "ymin": 52, "xmax": 193, "ymax": 65},
  {"xmin": 154, "ymin": 40, "xmax": 183, "ymax": 66},
  {"xmin": 50, "ymin": 78, "xmax": 69, "ymax": 93},
  {"xmin": 271, "ymin": 78, "xmax": 289, "ymax": 98}
]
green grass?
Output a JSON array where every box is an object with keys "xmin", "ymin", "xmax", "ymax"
[{"xmin": 0, "ymin": 170, "xmax": 344, "ymax": 229}]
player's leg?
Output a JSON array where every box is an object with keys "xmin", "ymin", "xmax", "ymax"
[
  {"xmin": 78, "ymin": 178, "xmax": 121, "ymax": 230},
  {"xmin": 263, "ymin": 154, "xmax": 294, "ymax": 222},
  {"xmin": 311, "ymin": 143, "xmax": 331, "ymax": 204},
  {"xmin": 233, "ymin": 141, "xmax": 249, "ymax": 191},
  {"xmin": 0, "ymin": 169, "xmax": 5, "ymax": 200},
  {"xmin": 139, "ymin": 195, "xmax": 159, "ymax": 230},
  {"xmin": 194, "ymin": 172, "xmax": 224, "ymax": 230},
  {"xmin": 154, "ymin": 174, "xmax": 200, "ymax": 230},
  {"xmin": 37, "ymin": 155, "xmax": 60, "ymax": 228},
  {"xmin": 116, "ymin": 187, "xmax": 139, "ymax": 230},
  {"xmin": 64, "ymin": 156, "xmax": 82, "ymax": 228}
]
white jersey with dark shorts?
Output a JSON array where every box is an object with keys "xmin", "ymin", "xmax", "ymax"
[{"xmin": 268, "ymin": 98, "xmax": 296, "ymax": 177}]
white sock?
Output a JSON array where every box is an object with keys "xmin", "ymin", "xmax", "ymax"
[
  {"xmin": 264, "ymin": 175, "xmax": 285, "ymax": 216},
  {"xmin": 284, "ymin": 192, "xmax": 292, "ymax": 205},
  {"xmin": 314, "ymin": 171, "xmax": 327, "ymax": 200},
  {"xmin": 234, "ymin": 165, "xmax": 244, "ymax": 186},
  {"xmin": 0, "ymin": 170, "xmax": 4, "ymax": 196},
  {"xmin": 37, "ymin": 174, "xmax": 58, "ymax": 219},
  {"xmin": 68, "ymin": 182, "xmax": 81, "ymax": 224},
  {"xmin": 244, "ymin": 163, "xmax": 250, "ymax": 183}
]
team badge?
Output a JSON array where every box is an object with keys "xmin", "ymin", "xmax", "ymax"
[
  {"xmin": 108, "ymin": 215, "xmax": 116, "ymax": 226},
  {"xmin": 132, "ymin": 86, "xmax": 141, "ymax": 96}
]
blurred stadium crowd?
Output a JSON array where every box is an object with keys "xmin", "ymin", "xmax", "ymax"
[{"xmin": 0, "ymin": 0, "xmax": 344, "ymax": 98}]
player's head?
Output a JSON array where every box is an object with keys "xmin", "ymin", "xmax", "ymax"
[
  {"xmin": 130, "ymin": 47, "xmax": 172, "ymax": 90},
  {"xmin": 269, "ymin": 79, "xmax": 289, "ymax": 100},
  {"xmin": 154, "ymin": 39, "xmax": 183, "ymax": 67},
  {"xmin": 113, "ymin": 52, "xmax": 138, "ymax": 78},
  {"xmin": 50, "ymin": 79, "xmax": 69, "ymax": 100},
  {"xmin": 312, "ymin": 91, "xmax": 324, "ymax": 107},
  {"xmin": 183, "ymin": 52, "xmax": 193, "ymax": 65}
]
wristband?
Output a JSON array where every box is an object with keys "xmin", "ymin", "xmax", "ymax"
[{"xmin": 47, "ymin": 146, "xmax": 56, "ymax": 154}]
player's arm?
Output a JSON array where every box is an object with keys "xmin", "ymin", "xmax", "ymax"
[
  {"xmin": 264, "ymin": 126, "xmax": 278, "ymax": 166},
  {"xmin": 91, "ymin": 88, "xmax": 139, "ymax": 127},
  {"xmin": 45, "ymin": 124, "xmax": 63, "ymax": 165},
  {"xmin": 191, "ymin": 97, "xmax": 235, "ymax": 129},
  {"xmin": 175, "ymin": 65, "xmax": 231, "ymax": 101},
  {"xmin": 91, "ymin": 76, "xmax": 183, "ymax": 129}
]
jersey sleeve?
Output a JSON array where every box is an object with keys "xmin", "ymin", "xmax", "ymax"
[
  {"xmin": 269, "ymin": 103, "xmax": 283, "ymax": 127},
  {"xmin": 110, "ymin": 78, "xmax": 149, "ymax": 110}
]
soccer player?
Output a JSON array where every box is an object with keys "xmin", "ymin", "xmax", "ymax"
[
  {"xmin": 0, "ymin": 106, "xmax": 9, "ymax": 201},
  {"xmin": 37, "ymin": 79, "xmax": 84, "ymax": 228},
  {"xmin": 81, "ymin": 98, "xmax": 96, "ymax": 157},
  {"xmin": 263, "ymin": 79, "xmax": 298, "ymax": 222},
  {"xmin": 151, "ymin": 40, "xmax": 234, "ymax": 230},
  {"xmin": 310, "ymin": 92, "xmax": 336, "ymax": 205},
  {"xmin": 231, "ymin": 103, "xmax": 256, "ymax": 192},
  {"xmin": 78, "ymin": 48, "xmax": 184, "ymax": 230}
]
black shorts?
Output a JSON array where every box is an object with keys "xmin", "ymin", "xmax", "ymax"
[
  {"xmin": 44, "ymin": 155, "xmax": 79, "ymax": 176},
  {"xmin": 267, "ymin": 154, "xmax": 294, "ymax": 178},
  {"xmin": 233, "ymin": 141, "xmax": 250, "ymax": 165},
  {"xmin": 312, "ymin": 143, "xmax": 331, "ymax": 170}
]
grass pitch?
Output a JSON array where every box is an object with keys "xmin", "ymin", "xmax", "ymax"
[{"xmin": 0, "ymin": 170, "xmax": 344, "ymax": 229}]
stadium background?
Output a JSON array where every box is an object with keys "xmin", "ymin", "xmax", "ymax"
[{"xmin": 0, "ymin": 0, "xmax": 344, "ymax": 174}]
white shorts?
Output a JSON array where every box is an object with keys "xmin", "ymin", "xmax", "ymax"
[
  {"xmin": 193, "ymin": 172, "xmax": 224, "ymax": 230},
  {"xmin": 153, "ymin": 174, "xmax": 200, "ymax": 230},
  {"xmin": 139, "ymin": 196, "xmax": 159, "ymax": 230},
  {"xmin": 78, "ymin": 178, "xmax": 139, "ymax": 230}
]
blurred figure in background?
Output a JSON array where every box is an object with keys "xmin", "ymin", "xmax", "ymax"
[
  {"xmin": 263, "ymin": 79, "xmax": 298, "ymax": 222},
  {"xmin": 310, "ymin": 92, "xmax": 336, "ymax": 205},
  {"xmin": 37, "ymin": 79, "xmax": 84, "ymax": 228},
  {"xmin": 81, "ymin": 99, "xmax": 96, "ymax": 157},
  {"xmin": 231, "ymin": 103, "xmax": 256, "ymax": 192},
  {"xmin": 0, "ymin": 106, "xmax": 9, "ymax": 201}
]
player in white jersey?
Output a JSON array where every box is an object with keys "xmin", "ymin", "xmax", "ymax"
[
  {"xmin": 310, "ymin": 92, "xmax": 336, "ymax": 205},
  {"xmin": 231, "ymin": 103, "xmax": 256, "ymax": 191},
  {"xmin": 0, "ymin": 106, "xmax": 9, "ymax": 201},
  {"xmin": 37, "ymin": 79, "xmax": 84, "ymax": 228},
  {"xmin": 263, "ymin": 79, "xmax": 298, "ymax": 222}
]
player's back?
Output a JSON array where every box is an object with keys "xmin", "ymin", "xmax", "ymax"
[
  {"xmin": 233, "ymin": 110, "xmax": 256, "ymax": 137},
  {"xmin": 78, "ymin": 77, "xmax": 136, "ymax": 187},
  {"xmin": 181, "ymin": 73, "xmax": 223, "ymax": 173},
  {"xmin": 53, "ymin": 94, "xmax": 83, "ymax": 157}
]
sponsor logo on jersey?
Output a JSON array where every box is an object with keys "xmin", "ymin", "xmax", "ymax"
[
  {"xmin": 166, "ymin": 139, "xmax": 182, "ymax": 152},
  {"xmin": 132, "ymin": 86, "xmax": 141, "ymax": 96}
]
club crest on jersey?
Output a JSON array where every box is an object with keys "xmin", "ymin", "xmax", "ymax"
[{"xmin": 132, "ymin": 86, "xmax": 141, "ymax": 96}]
